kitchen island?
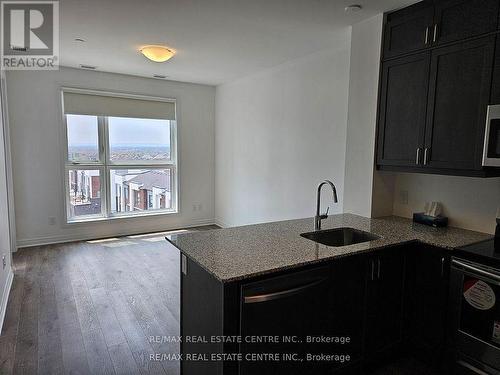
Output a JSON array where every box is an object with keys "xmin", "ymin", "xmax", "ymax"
[{"xmin": 166, "ymin": 214, "xmax": 491, "ymax": 375}]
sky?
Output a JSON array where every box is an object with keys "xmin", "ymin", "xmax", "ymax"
[{"xmin": 67, "ymin": 115, "xmax": 171, "ymax": 147}]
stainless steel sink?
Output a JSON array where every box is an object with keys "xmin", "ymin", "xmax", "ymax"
[{"xmin": 300, "ymin": 227, "xmax": 380, "ymax": 247}]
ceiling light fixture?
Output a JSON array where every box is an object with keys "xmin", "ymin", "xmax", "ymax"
[
  {"xmin": 345, "ymin": 4, "xmax": 363, "ymax": 12},
  {"xmin": 140, "ymin": 45, "xmax": 175, "ymax": 63}
]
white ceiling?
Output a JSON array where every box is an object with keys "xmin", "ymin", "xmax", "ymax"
[{"xmin": 60, "ymin": 0, "xmax": 419, "ymax": 85}]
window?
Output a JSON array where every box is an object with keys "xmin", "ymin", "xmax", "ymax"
[
  {"xmin": 68, "ymin": 169, "xmax": 102, "ymax": 218},
  {"xmin": 62, "ymin": 90, "xmax": 177, "ymax": 222},
  {"xmin": 67, "ymin": 115, "xmax": 99, "ymax": 162}
]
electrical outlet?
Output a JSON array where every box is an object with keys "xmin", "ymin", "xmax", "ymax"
[
  {"xmin": 192, "ymin": 204, "xmax": 197, "ymax": 212},
  {"xmin": 400, "ymin": 190, "xmax": 409, "ymax": 205},
  {"xmin": 197, "ymin": 204, "xmax": 203, "ymax": 211},
  {"xmin": 48, "ymin": 216, "xmax": 56, "ymax": 225},
  {"xmin": 2, "ymin": 255, "xmax": 6, "ymax": 269}
]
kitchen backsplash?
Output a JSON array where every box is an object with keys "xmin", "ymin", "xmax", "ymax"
[{"xmin": 392, "ymin": 173, "xmax": 500, "ymax": 234}]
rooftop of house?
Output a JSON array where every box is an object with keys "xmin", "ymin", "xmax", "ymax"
[{"xmin": 125, "ymin": 170, "xmax": 171, "ymax": 192}]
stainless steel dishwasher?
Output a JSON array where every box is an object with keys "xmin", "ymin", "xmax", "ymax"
[{"xmin": 239, "ymin": 266, "xmax": 336, "ymax": 375}]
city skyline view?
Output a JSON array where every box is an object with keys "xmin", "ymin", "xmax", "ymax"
[
  {"xmin": 66, "ymin": 114, "xmax": 172, "ymax": 162},
  {"xmin": 68, "ymin": 144, "xmax": 171, "ymax": 162}
]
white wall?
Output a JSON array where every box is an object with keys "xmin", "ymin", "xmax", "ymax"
[
  {"xmin": 6, "ymin": 67, "xmax": 215, "ymax": 247},
  {"xmin": 343, "ymin": 14, "xmax": 395, "ymax": 218},
  {"xmin": 393, "ymin": 174, "xmax": 500, "ymax": 234},
  {"xmin": 215, "ymin": 34, "xmax": 351, "ymax": 227}
]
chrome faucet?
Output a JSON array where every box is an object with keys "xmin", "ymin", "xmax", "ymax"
[{"xmin": 314, "ymin": 180, "xmax": 338, "ymax": 231}]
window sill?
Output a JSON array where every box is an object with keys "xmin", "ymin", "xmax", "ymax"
[{"xmin": 66, "ymin": 209, "xmax": 179, "ymax": 225}]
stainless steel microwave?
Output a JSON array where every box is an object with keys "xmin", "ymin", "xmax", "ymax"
[{"xmin": 483, "ymin": 105, "xmax": 500, "ymax": 167}]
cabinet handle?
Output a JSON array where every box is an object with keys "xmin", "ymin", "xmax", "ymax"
[
  {"xmin": 371, "ymin": 260, "xmax": 375, "ymax": 281},
  {"xmin": 441, "ymin": 257, "xmax": 445, "ymax": 278},
  {"xmin": 433, "ymin": 24, "xmax": 438, "ymax": 43},
  {"xmin": 424, "ymin": 26, "xmax": 430, "ymax": 45},
  {"xmin": 416, "ymin": 148, "xmax": 421, "ymax": 165},
  {"xmin": 423, "ymin": 147, "xmax": 429, "ymax": 165},
  {"xmin": 377, "ymin": 258, "xmax": 381, "ymax": 279},
  {"xmin": 181, "ymin": 254, "xmax": 187, "ymax": 275}
]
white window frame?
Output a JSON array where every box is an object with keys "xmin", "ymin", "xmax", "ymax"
[{"xmin": 61, "ymin": 88, "xmax": 178, "ymax": 223}]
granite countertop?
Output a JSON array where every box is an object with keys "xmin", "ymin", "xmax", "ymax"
[{"xmin": 166, "ymin": 214, "xmax": 492, "ymax": 282}]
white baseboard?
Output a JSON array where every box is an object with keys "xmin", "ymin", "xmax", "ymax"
[
  {"xmin": 17, "ymin": 218, "xmax": 217, "ymax": 248},
  {"xmin": 0, "ymin": 267, "xmax": 13, "ymax": 334},
  {"xmin": 214, "ymin": 217, "xmax": 231, "ymax": 228}
]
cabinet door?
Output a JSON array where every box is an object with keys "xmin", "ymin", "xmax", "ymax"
[
  {"xmin": 489, "ymin": 36, "xmax": 500, "ymax": 104},
  {"xmin": 330, "ymin": 256, "xmax": 366, "ymax": 371},
  {"xmin": 424, "ymin": 36, "xmax": 495, "ymax": 170},
  {"xmin": 404, "ymin": 245, "xmax": 450, "ymax": 368},
  {"xmin": 433, "ymin": 0, "xmax": 499, "ymax": 46},
  {"xmin": 377, "ymin": 52, "xmax": 430, "ymax": 167},
  {"xmin": 365, "ymin": 250, "xmax": 406, "ymax": 361},
  {"xmin": 181, "ymin": 256, "xmax": 224, "ymax": 375},
  {"xmin": 383, "ymin": 2, "xmax": 434, "ymax": 59}
]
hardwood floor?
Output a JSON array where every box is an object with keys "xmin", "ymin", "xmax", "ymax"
[{"xmin": 0, "ymin": 226, "xmax": 217, "ymax": 375}]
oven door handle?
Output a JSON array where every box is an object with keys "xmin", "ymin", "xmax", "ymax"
[{"xmin": 452, "ymin": 259, "xmax": 500, "ymax": 283}]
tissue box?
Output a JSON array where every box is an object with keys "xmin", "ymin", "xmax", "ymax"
[{"xmin": 413, "ymin": 212, "xmax": 448, "ymax": 228}]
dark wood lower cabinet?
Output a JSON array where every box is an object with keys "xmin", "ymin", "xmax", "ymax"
[
  {"xmin": 364, "ymin": 248, "xmax": 406, "ymax": 369},
  {"xmin": 180, "ymin": 255, "xmax": 232, "ymax": 375},
  {"xmin": 404, "ymin": 245, "xmax": 450, "ymax": 370},
  {"xmin": 330, "ymin": 256, "xmax": 366, "ymax": 370},
  {"xmin": 180, "ymin": 244, "xmax": 451, "ymax": 375}
]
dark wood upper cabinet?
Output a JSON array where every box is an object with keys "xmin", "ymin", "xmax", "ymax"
[
  {"xmin": 377, "ymin": 0, "xmax": 500, "ymax": 176},
  {"xmin": 383, "ymin": 2, "xmax": 434, "ymax": 59},
  {"xmin": 490, "ymin": 36, "xmax": 500, "ymax": 104},
  {"xmin": 377, "ymin": 52, "xmax": 430, "ymax": 167},
  {"xmin": 383, "ymin": 0, "xmax": 499, "ymax": 61},
  {"xmin": 423, "ymin": 36, "xmax": 495, "ymax": 170},
  {"xmin": 433, "ymin": 0, "xmax": 499, "ymax": 46}
]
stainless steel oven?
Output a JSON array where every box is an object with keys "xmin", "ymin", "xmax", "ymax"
[
  {"xmin": 482, "ymin": 105, "xmax": 500, "ymax": 167},
  {"xmin": 450, "ymin": 258, "xmax": 500, "ymax": 374}
]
